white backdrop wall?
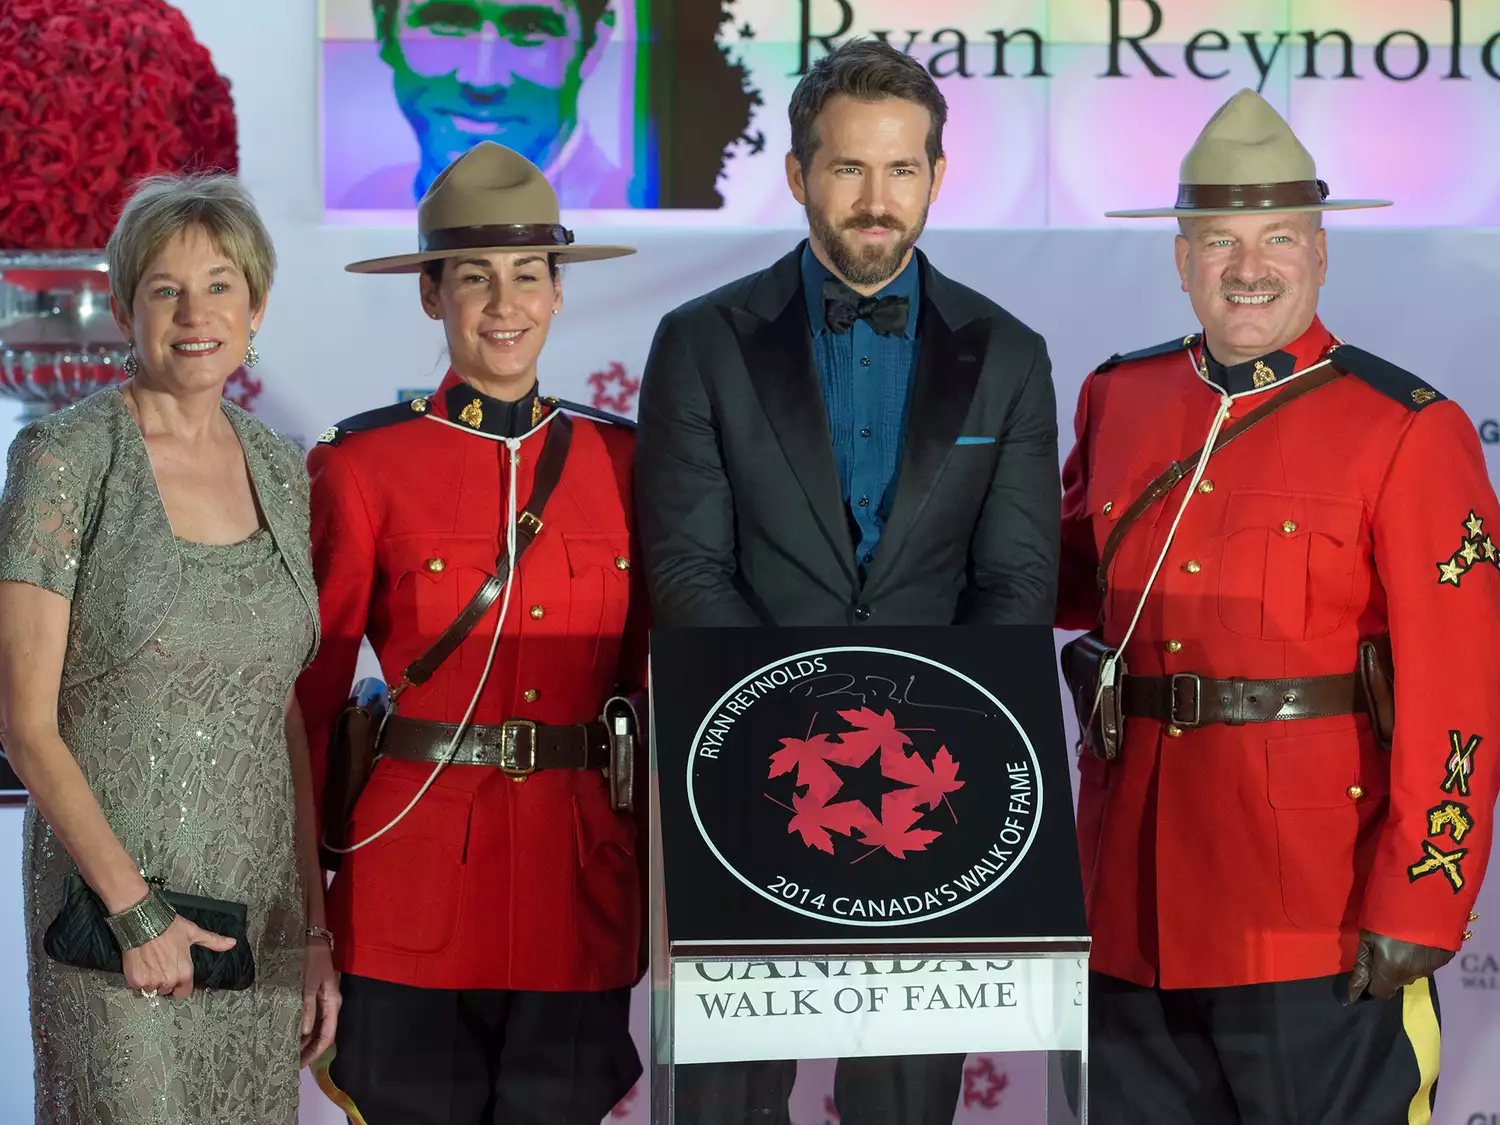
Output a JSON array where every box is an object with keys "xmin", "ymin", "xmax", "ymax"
[{"xmin": 0, "ymin": 2, "xmax": 1497, "ymax": 1123}]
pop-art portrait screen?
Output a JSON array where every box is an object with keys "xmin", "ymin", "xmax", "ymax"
[{"xmin": 321, "ymin": 0, "xmax": 760, "ymax": 212}]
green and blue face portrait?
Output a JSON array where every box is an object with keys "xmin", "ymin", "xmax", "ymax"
[{"xmin": 372, "ymin": 0, "xmax": 613, "ymax": 196}]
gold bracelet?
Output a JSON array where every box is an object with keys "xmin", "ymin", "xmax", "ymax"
[
  {"xmin": 105, "ymin": 888, "xmax": 178, "ymax": 951},
  {"xmin": 306, "ymin": 926, "xmax": 335, "ymax": 953}
]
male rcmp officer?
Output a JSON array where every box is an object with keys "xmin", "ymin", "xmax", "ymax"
[
  {"xmin": 637, "ymin": 38, "xmax": 1059, "ymax": 1125},
  {"xmin": 1057, "ymin": 89, "xmax": 1500, "ymax": 1123}
]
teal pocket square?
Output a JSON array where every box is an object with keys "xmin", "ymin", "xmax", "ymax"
[{"xmin": 955, "ymin": 436, "xmax": 996, "ymax": 445}]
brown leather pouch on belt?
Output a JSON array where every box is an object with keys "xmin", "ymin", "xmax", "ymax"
[
  {"xmin": 1358, "ymin": 635, "xmax": 1396, "ymax": 751},
  {"xmin": 319, "ymin": 677, "xmax": 389, "ymax": 871},
  {"xmin": 1060, "ymin": 630, "xmax": 1125, "ymax": 761},
  {"xmin": 602, "ymin": 695, "xmax": 642, "ymax": 812}
]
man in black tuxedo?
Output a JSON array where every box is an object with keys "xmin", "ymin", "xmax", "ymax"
[{"xmin": 635, "ymin": 38, "xmax": 1060, "ymax": 1125}]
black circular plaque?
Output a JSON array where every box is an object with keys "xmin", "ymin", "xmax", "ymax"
[{"xmin": 687, "ymin": 647, "xmax": 1045, "ymax": 927}]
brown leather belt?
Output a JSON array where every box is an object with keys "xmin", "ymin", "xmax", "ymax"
[
  {"xmin": 1121, "ymin": 670, "xmax": 1363, "ymax": 729},
  {"xmin": 380, "ymin": 715, "xmax": 609, "ymax": 775}
]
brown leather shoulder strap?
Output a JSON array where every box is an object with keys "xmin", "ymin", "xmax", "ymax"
[
  {"xmin": 398, "ymin": 413, "xmax": 574, "ymax": 694},
  {"xmin": 1095, "ymin": 363, "xmax": 1341, "ymax": 594}
]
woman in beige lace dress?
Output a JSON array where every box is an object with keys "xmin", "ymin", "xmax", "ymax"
[{"xmin": 0, "ymin": 174, "xmax": 339, "ymax": 1124}]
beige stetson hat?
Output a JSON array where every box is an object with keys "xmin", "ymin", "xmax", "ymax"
[
  {"xmin": 345, "ymin": 141, "xmax": 635, "ymax": 273},
  {"xmin": 1106, "ymin": 89, "xmax": 1392, "ymax": 218}
]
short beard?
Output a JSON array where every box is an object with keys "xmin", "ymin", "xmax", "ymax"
[{"xmin": 807, "ymin": 199, "xmax": 928, "ymax": 288}]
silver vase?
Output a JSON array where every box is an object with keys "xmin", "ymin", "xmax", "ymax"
[{"xmin": 0, "ymin": 250, "xmax": 131, "ymax": 419}]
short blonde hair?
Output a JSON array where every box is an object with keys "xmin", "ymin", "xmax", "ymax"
[
  {"xmin": 107, "ymin": 174, "xmax": 276, "ymax": 313},
  {"xmin": 1177, "ymin": 211, "xmax": 1323, "ymax": 236}
]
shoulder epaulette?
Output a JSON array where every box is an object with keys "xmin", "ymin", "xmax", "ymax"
[
  {"xmin": 543, "ymin": 396, "xmax": 637, "ymax": 430},
  {"xmin": 1094, "ymin": 334, "xmax": 1200, "ymax": 375},
  {"xmin": 1328, "ymin": 345, "xmax": 1446, "ymax": 411},
  {"xmin": 317, "ymin": 397, "xmax": 434, "ymax": 445}
]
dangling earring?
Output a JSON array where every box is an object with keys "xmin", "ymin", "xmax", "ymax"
[
  {"xmin": 244, "ymin": 330, "xmax": 260, "ymax": 368},
  {"xmin": 122, "ymin": 341, "xmax": 139, "ymax": 378}
]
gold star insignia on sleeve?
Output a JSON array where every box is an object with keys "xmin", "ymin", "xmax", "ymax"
[{"xmin": 1438, "ymin": 512, "xmax": 1498, "ymax": 587}]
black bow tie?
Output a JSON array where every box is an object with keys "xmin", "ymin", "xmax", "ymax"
[{"xmin": 822, "ymin": 278, "xmax": 909, "ymax": 337}]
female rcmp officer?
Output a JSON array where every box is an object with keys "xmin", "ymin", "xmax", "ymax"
[{"xmin": 295, "ymin": 141, "xmax": 648, "ymax": 1125}]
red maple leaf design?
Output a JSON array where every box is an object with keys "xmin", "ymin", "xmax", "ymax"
[
  {"xmin": 608, "ymin": 1081, "xmax": 639, "ymax": 1117},
  {"xmin": 883, "ymin": 745, "xmax": 963, "ymax": 815},
  {"xmin": 770, "ymin": 709, "xmax": 962, "ymax": 859},
  {"xmin": 768, "ymin": 733, "xmax": 844, "ymax": 801},
  {"xmin": 223, "ymin": 366, "xmax": 263, "ymax": 412},
  {"xmin": 963, "ymin": 1056, "xmax": 1010, "ymax": 1108},
  {"xmin": 787, "ymin": 789, "xmax": 876, "ymax": 853},
  {"xmin": 833, "ymin": 707, "xmax": 910, "ymax": 763},
  {"xmin": 854, "ymin": 791, "xmax": 941, "ymax": 859},
  {"xmin": 588, "ymin": 362, "xmax": 641, "ymax": 416}
]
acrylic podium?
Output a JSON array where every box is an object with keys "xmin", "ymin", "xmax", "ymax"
[{"xmin": 648, "ymin": 626, "xmax": 1089, "ymax": 1124}]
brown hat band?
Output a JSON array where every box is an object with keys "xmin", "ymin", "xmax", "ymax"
[
  {"xmin": 419, "ymin": 223, "xmax": 576, "ymax": 254},
  {"xmin": 1174, "ymin": 180, "xmax": 1331, "ymax": 210}
]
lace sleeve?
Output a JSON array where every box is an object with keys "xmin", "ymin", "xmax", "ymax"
[
  {"xmin": 279, "ymin": 434, "xmax": 319, "ymax": 669},
  {"xmin": 0, "ymin": 422, "xmax": 92, "ymax": 600}
]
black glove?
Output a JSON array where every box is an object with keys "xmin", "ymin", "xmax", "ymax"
[{"xmin": 1345, "ymin": 929, "xmax": 1454, "ymax": 1004}]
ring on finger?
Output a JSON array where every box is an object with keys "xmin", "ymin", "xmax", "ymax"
[{"xmin": 140, "ymin": 988, "xmax": 158, "ymax": 999}]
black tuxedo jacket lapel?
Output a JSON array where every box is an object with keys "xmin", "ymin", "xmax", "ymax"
[
  {"xmin": 734, "ymin": 250, "xmax": 857, "ymax": 582},
  {"xmin": 866, "ymin": 259, "xmax": 987, "ymax": 592}
]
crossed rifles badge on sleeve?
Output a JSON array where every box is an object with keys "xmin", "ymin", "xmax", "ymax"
[
  {"xmin": 1437, "ymin": 510, "xmax": 1499, "ymax": 586},
  {"xmin": 1409, "ymin": 731, "xmax": 1482, "ymax": 893}
]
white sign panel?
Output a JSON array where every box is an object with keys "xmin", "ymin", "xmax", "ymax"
[{"xmin": 671, "ymin": 956, "xmax": 1086, "ymax": 1064}]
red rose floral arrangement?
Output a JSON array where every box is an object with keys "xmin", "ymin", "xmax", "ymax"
[{"xmin": 0, "ymin": 0, "xmax": 238, "ymax": 250}]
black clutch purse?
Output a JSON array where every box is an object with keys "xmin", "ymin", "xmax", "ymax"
[{"xmin": 43, "ymin": 873, "xmax": 256, "ymax": 991}]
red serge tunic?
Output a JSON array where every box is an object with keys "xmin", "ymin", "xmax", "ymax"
[
  {"xmin": 296, "ymin": 371, "xmax": 647, "ymax": 991},
  {"xmin": 1057, "ymin": 320, "xmax": 1500, "ymax": 989}
]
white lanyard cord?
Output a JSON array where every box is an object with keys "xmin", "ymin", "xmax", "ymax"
[
  {"xmin": 1084, "ymin": 353, "xmax": 1336, "ymax": 733},
  {"xmin": 325, "ymin": 409, "xmax": 557, "ymax": 855}
]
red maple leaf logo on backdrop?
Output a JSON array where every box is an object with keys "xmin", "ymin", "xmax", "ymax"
[
  {"xmin": 223, "ymin": 366, "xmax": 263, "ymax": 412},
  {"xmin": 963, "ymin": 1056, "xmax": 1010, "ymax": 1109},
  {"xmin": 588, "ymin": 361, "xmax": 641, "ymax": 415},
  {"xmin": 766, "ymin": 708, "xmax": 964, "ymax": 861},
  {"xmin": 608, "ymin": 1081, "xmax": 639, "ymax": 1117}
]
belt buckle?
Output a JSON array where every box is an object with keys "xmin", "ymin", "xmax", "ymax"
[
  {"xmin": 499, "ymin": 720, "xmax": 538, "ymax": 776},
  {"xmin": 1169, "ymin": 673, "xmax": 1203, "ymax": 728}
]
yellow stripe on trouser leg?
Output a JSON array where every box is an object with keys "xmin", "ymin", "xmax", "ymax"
[
  {"xmin": 1403, "ymin": 976, "xmax": 1441, "ymax": 1125},
  {"xmin": 312, "ymin": 1044, "xmax": 369, "ymax": 1125}
]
